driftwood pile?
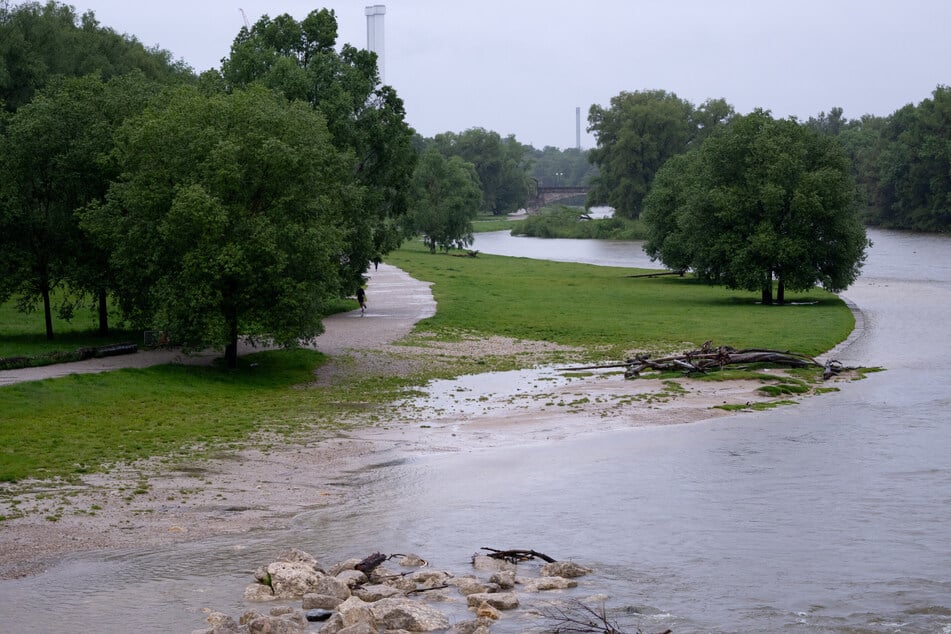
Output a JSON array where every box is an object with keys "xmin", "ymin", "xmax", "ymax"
[{"xmin": 564, "ymin": 341, "xmax": 854, "ymax": 380}]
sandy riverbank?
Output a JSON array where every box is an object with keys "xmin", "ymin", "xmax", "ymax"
[{"xmin": 0, "ymin": 264, "xmax": 845, "ymax": 580}]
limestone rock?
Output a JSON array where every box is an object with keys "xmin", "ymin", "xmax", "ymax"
[
  {"xmin": 489, "ymin": 570, "xmax": 515, "ymax": 589},
  {"xmin": 368, "ymin": 565, "xmax": 398, "ymax": 584},
  {"xmin": 266, "ymin": 561, "xmax": 325, "ymax": 599},
  {"xmin": 540, "ymin": 561, "xmax": 592, "ymax": 578},
  {"xmin": 337, "ymin": 596, "xmax": 375, "ymax": 629},
  {"xmin": 328, "ymin": 558, "xmax": 362, "ymax": 576},
  {"xmin": 302, "ymin": 593, "xmax": 344, "ymax": 610},
  {"xmin": 317, "ymin": 613, "xmax": 345, "ymax": 634},
  {"xmin": 451, "ymin": 618, "xmax": 493, "ymax": 634},
  {"xmin": 470, "ymin": 554, "xmax": 516, "ymax": 573},
  {"xmin": 354, "ymin": 583, "xmax": 404, "ymax": 602},
  {"xmin": 517, "ymin": 575, "xmax": 577, "ymax": 592},
  {"xmin": 243, "ymin": 583, "xmax": 277, "ymax": 602},
  {"xmin": 410, "ymin": 569, "xmax": 452, "ymax": 587},
  {"xmin": 336, "ymin": 623, "xmax": 377, "ymax": 634},
  {"xmin": 246, "ymin": 611, "xmax": 308, "ymax": 633},
  {"xmin": 335, "ymin": 569, "xmax": 368, "ymax": 588},
  {"xmin": 311, "ymin": 574, "xmax": 353, "ymax": 601},
  {"xmin": 195, "ymin": 611, "xmax": 240, "ymax": 634},
  {"xmin": 475, "ymin": 601, "xmax": 502, "ymax": 621},
  {"xmin": 274, "ymin": 548, "xmax": 324, "ymax": 572},
  {"xmin": 465, "ymin": 592, "xmax": 519, "ymax": 611},
  {"xmin": 448, "ymin": 576, "xmax": 499, "ymax": 596},
  {"xmin": 368, "ymin": 598, "xmax": 451, "ymax": 631}
]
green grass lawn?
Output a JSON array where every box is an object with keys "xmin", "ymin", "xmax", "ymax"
[
  {"xmin": 386, "ymin": 240, "xmax": 852, "ymax": 358},
  {"xmin": 0, "ymin": 296, "xmax": 140, "ymax": 358},
  {"xmin": 0, "ymin": 244, "xmax": 854, "ymax": 485}
]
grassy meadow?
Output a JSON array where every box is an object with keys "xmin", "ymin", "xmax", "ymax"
[{"xmin": 0, "ymin": 242, "xmax": 854, "ymax": 485}]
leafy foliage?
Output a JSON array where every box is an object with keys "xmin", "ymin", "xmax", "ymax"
[
  {"xmin": 808, "ymin": 88, "xmax": 951, "ymax": 232},
  {"xmin": 428, "ymin": 128, "xmax": 533, "ymax": 215},
  {"xmin": 587, "ymin": 90, "xmax": 734, "ymax": 218},
  {"xmin": 512, "ymin": 205, "xmax": 646, "ymax": 240},
  {"xmin": 219, "ymin": 9, "xmax": 416, "ymax": 283},
  {"xmin": 873, "ymin": 86, "xmax": 951, "ymax": 231},
  {"xmin": 0, "ymin": 72, "xmax": 161, "ymax": 338},
  {"xmin": 643, "ymin": 110, "xmax": 869, "ymax": 304},
  {"xmin": 81, "ymin": 85, "xmax": 352, "ymax": 367},
  {"xmin": 0, "ymin": 0, "xmax": 191, "ymax": 113},
  {"xmin": 404, "ymin": 149, "xmax": 483, "ymax": 252}
]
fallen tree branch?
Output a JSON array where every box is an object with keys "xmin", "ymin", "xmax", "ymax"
[
  {"xmin": 559, "ymin": 342, "xmax": 860, "ymax": 381},
  {"xmin": 480, "ymin": 547, "xmax": 557, "ymax": 563}
]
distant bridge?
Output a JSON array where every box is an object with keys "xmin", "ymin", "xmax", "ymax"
[{"xmin": 527, "ymin": 186, "xmax": 589, "ymax": 212}]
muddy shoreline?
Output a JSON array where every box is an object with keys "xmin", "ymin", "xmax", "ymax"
[
  {"xmin": 0, "ymin": 263, "xmax": 844, "ymax": 580},
  {"xmin": 0, "ymin": 362, "xmax": 796, "ymax": 581}
]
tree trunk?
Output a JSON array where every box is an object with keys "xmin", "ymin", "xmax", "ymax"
[
  {"xmin": 761, "ymin": 269, "xmax": 773, "ymax": 305},
  {"xmin": 97, "ymin": 287, "xmax": 109, "ymax": 336},
  {"xmin": 777, "ymin": 278, "xmax": 785, "ymax": 305},
  {"xmin": 225, "ymin": 312, "xmax": 239, "ymax": 369},
  {"xmin": 42, "ymin": 284, "xmax": 54, "ymax": 340}
]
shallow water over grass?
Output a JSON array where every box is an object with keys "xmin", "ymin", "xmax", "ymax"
[{"xmin": 2, "ymin": 229, "xmax": 951, "ymax": 633}]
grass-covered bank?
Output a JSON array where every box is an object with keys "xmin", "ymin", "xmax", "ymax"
[
  {"xmin": 386, "ymin": 240, "xmax": 853, "ymax": 359},
  {"xmin": 511, "ymin": 205, "xmax": 648, "ymax": 240},
  {"xmin": 0, "ymin": 244, "xmax": 854, "ymax": 485}
]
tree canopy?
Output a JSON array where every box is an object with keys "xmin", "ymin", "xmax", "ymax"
[
  {"xmin": 429, "ymin": 128, "xmax": 532, "ymax": 215},
  {"xmin": 587, "ymin": 90, "xmax": 734, "ymax": 219},
  {"xmin": 642, "ymin": 110, "xmax": 869, "ymax": 304},
  {"xmin": 219, "ymin": 8, "xmax": 416, "ymax": 284},
  {"xmin": 404, "ymin": 148, "xmax": 482, "ymax": 253},
  {"xmin": 0, "ymin": 72, "xmax": 161, "ymax": 338},
  {"xmin": 0, "ymin": 0, "xmax": 191, "ymax": 113},
  {"xmin": 81, "ymin": 85, "xmax": 353, "ymax": 367}
]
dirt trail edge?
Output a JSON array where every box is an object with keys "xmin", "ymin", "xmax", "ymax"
[{"xmin": 0, "ymin": 263, "xmax": 435, "ymax": 387}]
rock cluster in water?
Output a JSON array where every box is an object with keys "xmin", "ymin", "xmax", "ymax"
[{"xmin": 191, "ymin": 547, "xmax": 593, "ymax": 633}]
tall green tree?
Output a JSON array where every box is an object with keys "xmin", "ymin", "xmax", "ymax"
[
  {"xmin": 82, "ymin": 85, "xmax": 353, "ymax": 367},
  {"xmin": 405, "ymin": 149, "xmax": 482, "ymax": 253},
  {"xmin": 587, "ymin": 90, "xmax": 734, "ymax": 219},
  {"xmin": 219, "ymin": 9, "xmax": 416, "ymax": 283},
  {"xmin": 0, "ymin": 72, "xmax": 159, "ymax": 338},
  {"xmin": 873, "ymin": 86, "xmax": 951, "ymax": 231},
  {"xmin": 643, "ymin": 110, "xmax": 868, "ymax": 304},
  {"xmin": 430, "ymin": 128, "xmax": 532, "ymax": 215},
  {"xmin": 0, "ymin": 0, "xmax": 191, "ymax": 113}
]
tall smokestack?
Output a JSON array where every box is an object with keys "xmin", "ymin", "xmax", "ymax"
[
  {"xmin": 575, "ymin": 106, "xmax": 581, "ymax": 150},
  {"xmin": 365, "ymin": 5, "xmax": 386, "ymax": 83}
]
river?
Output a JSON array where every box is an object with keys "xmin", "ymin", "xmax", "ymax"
[{"xmin": 1, "ymin": 228, "xmax": 950, "ymax": 633}]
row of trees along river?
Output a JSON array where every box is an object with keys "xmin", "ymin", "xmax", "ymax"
[{"xmin": 2, "ymin": 1, "xmax": 950, "ymax": 368}]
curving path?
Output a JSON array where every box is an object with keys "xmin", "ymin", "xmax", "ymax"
[{"xmin": 0, "ymin": 264, "xmax": 435, "ymax": 387}]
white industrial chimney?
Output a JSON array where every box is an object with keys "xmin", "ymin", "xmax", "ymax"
[{"xmin": 365, "ymin": 5, "xmax": 386, "ymax": 83}]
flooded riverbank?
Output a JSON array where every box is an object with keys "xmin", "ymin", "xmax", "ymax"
[{"xmin": 2, "ymin": 228, "xmax": 949, "ymax": 633}]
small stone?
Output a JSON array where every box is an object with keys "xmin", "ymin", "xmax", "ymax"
[{"xmin": 306, "ymin": 609, "xmax": 334, "ymax": 622}]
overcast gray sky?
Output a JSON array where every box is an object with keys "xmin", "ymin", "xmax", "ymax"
[{"xmin": 41, "ymin": 0, "xmax": 951, "ymax": 149}]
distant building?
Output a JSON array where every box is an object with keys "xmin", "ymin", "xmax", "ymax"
[{"xmin": 365, "ymin": 5, "xmax": 386, "ymax": 83}]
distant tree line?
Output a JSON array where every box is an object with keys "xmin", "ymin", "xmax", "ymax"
[
  {"xmin": 585, "ymin": 87, "xmax": 951, "ymax": 233},
  {"xmin": 807, "ymin": 89, "xmax": 951, "ymax": 232}
]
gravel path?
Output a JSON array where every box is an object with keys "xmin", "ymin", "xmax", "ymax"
[{"xmin": 0, "ymin": 263, "xmax": 435, "ymax": 386}]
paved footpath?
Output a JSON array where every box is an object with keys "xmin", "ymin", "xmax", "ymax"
[{"xmin": 0, "ymin": 264, "xmax": 435, "ymax": 387}]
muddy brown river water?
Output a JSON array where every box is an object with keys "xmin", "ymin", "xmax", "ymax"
[{"xmin": 1, "ymin": 228, "xmax": 949, "ymax": 633}]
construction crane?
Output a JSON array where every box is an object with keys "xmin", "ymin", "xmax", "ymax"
[{"xmin": 239, "ymin": 8, "xmax": 250, "ymax": 30}]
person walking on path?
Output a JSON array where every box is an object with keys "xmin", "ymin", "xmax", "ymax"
[{"xmin": 356, "ymin": 286, "xmax": 367, "ymax": 316}]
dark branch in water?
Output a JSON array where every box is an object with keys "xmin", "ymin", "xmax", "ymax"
[{"xmin": 560, "ymin": 342, "xmax": 860, "ymax": 380}]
